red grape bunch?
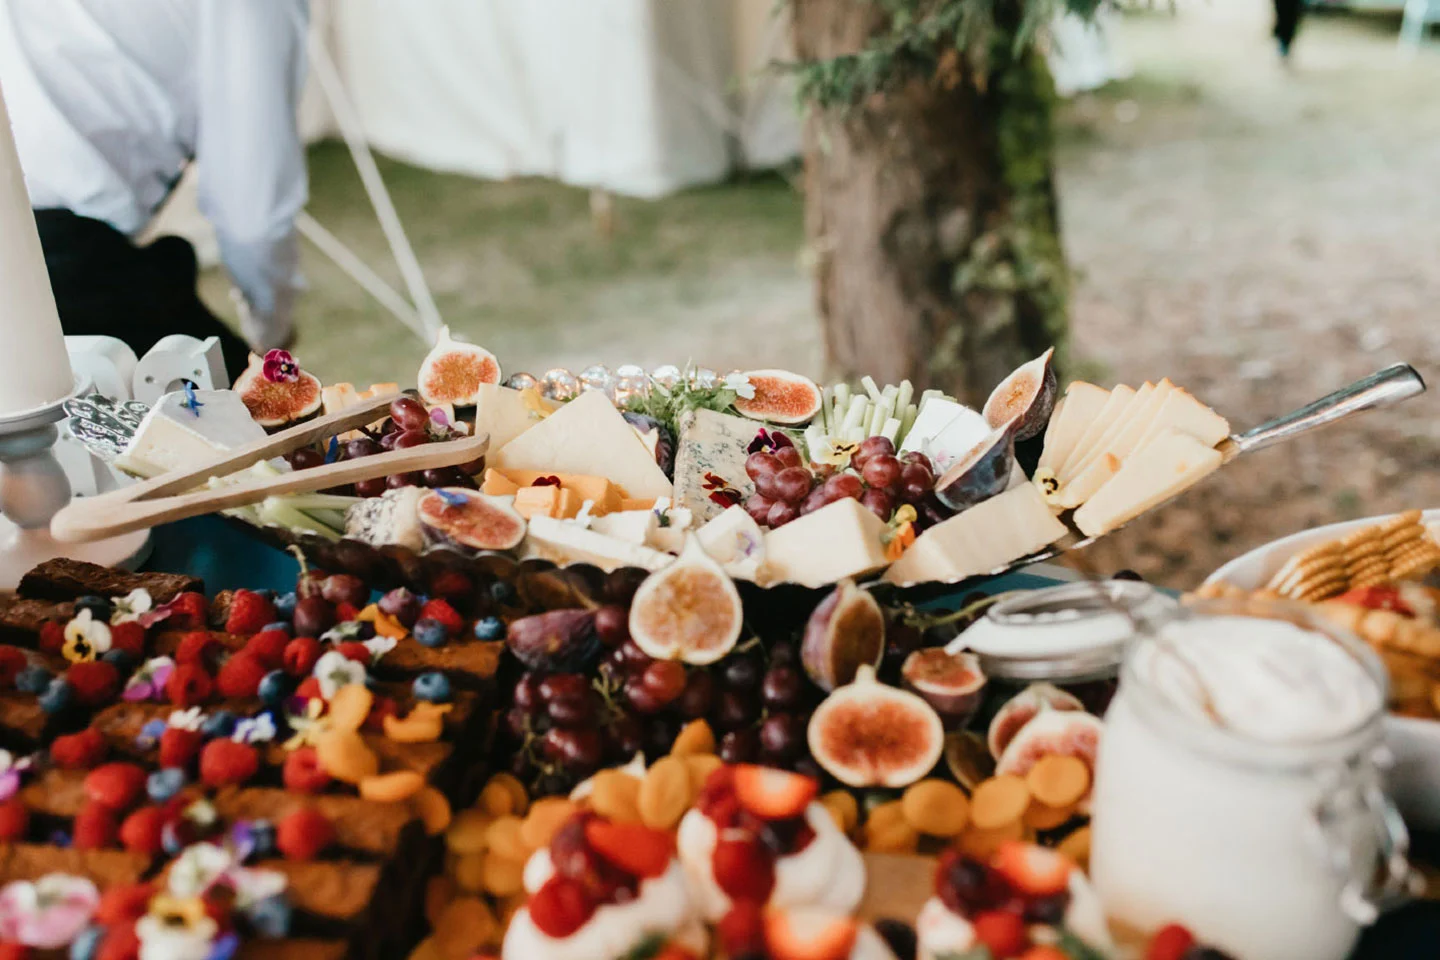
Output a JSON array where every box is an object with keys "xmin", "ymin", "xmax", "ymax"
[{"xmin": 742, "ymin": 435, "xmax": 942, "ymax": 529}]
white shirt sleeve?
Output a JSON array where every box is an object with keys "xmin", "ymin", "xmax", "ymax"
[{"xmin": 195, "ymin": 0, "xmax": 310, "ymax": 347}]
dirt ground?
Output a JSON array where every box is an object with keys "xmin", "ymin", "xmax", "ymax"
[{"xmin": 202, "ymin": 0, "xmax": 1440, "ymax": 590}]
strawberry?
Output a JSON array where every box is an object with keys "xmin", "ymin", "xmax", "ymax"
[
  {"xmin": 0, "ymin": 647, "xmax": 26, "ymax": 689},
  {"xmin": 650, "ymin": 947, "xmax": 701, "ymax": 960},
  {"xmin": 335, "ymin": 601, "xmax": 361, "ymax": 623},
  {"xmin": 244, "ymin": 629, "xmax": 289, "ymax": 669},
  {"xmin": 295, "ymin": 677, "xmax": 323, "ymax": 701},
  {"xmin": 199, "ymin": 739, "xmax": 259, "ymax": 787},
  {"xmin": 336, "ymin": 641, "xmax": 371, "ymax": 665},
  {"xmin": 283, "ymin": 636, "xmax": 322, "ymax": 676},
  {"xmin": 732, "ymin": 765, "xmax": 819, "ymax": 821},
  {"xmin": 165, "ymin": 663, "xmax": 212, "ymax": 707},
  {"xmin": 108, "ymin": 621, "xmax": 146, "ymax": 659},
  {"xmin": 215, "ymin": 652, "xmax": 268, "ymax": 699},
  {"xmin": 1018, "ymin": 948, "xmax": 1070, "ymax": 960},
  {"xmin": 51, "ymin": 728, "xmax": 106, "ymax": 769},
  {"xmin": 763, "ymin": 907, "xmax": 860, "ymax": 960},
  {"xmin": 717, "ymin": 901, "xmax": 766, "ymax": 958},
  {"xmin": 0, "ymin": 798, "xmax": 28, "ymax": 842},
  {"xmin": 73, "ymin": 801, "xmax": 118, "ymax": 849},
  {"xmin": 419, "ymin": 598, "xmax": 464, "ymax": 636},
  {"xmin": 0, "ymin": 945, "xmax": 31, "ymax": 960},
  {"xmin": 1144, "ymin": 923, "xmax": 1197, "ymax": 960},
  {"xmin": 225, "ymin": 590, "xmax": 277, "ymax": 636},
  {"xmin": 711, "ymin": 833, "xmax": 775, "ymax": 902},
  {"xmin": 526, "ymin": 876, "xmax": 595, "ymax": 939},
  {"xmin": 95, "ymin": 883, "xmax": 156, "ymax": 925},
  {"xmin": 276, "ymin": 807, "xmax": 335, "ymax": 861},
  {"xmin": 583, "ymin": 819, "xmax": 674, "ymax": 880},
  {"xmin": 118, "ymin": 806, "xmax": 166, "ymax": 855},
  {"xmin": 38, "ymin": 620, "xmax": 66, "ymax": 655},
  {"xmin": 174, "ymin": 631, "xmax": 218, "ymax": 667},
  {"xmin": 971, "ymin": 910, "xmax": 1027, "ymax": 959},
  {"xmin": 282, "ymin": 747, "xmax": 331, "ymax": 793},
  {"xmin": 96, "ymin": 923, "xmax": 140, "ymax": 960},
  {"xmin": 66, "ymin": 661, "xmax": 120, "ymax": 706},
  {"xmin": 164, "ymin": 592, "xmax": 209, "ymax": 630},
  {"xmin": 83, "ymin": 762, "xmax": 148, "ymax": 810},
  {"xmin": 990, "ymin": 841, "xmax": 1073, "ymax": 898},
  {"xmin": 1335, "ymin": 585, "xmax": 1412, "ymax": 616},
  {"xmin": 158, "ymin": 727, "xmax": 203, "ymax": 769}
]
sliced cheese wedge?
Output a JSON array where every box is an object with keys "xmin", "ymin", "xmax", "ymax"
[
  {"xmin": 763, "ymin": 498, "xmax": 889, "ymax": 587},
  {"xmin": 472, "ymin": 383, "xmax": 553, "ymax": 451},
  {"xmin": 1131, "ymin": 388, "xmax": 1231, "ymax": 452},
  {"xmin": 524, "ymin": 515, "xmax": 675, "ymax": 572},
  {"xmin": 1052, "ymin": 453, "xmax": 1121, "ymax": 509},
  {"xmin": 1057, "ymin": 384, "xmax": 1134, "ymax": 479},
  {"xmin": 1073, "ymin": 428, "xmax": 1223, "ymax": 537},
  {"xmin": 1038, "ymin": 382, "xmax": 1109, "ymax": 474},
  {"xmin": 1055, "ymin": 379, "xmax": 1176, "ymax": 508},
  {"xmin": 696, "ymin": 505, "xmax": 767, "ymax": 581},
  {"xmin": 884, "ymin": 483, "xmax": 1067, "ymax": 584},
  {"xmin": 492, "ymin": 390, "xmax": 673, "ymax": 499},
  {"xmin": 1062, "ymin": 382, "xmax": 1151, "ymax": 483},
  {"xmin": 1104, "ymin": 378, "xmax": 1176, "ymax": 463}
]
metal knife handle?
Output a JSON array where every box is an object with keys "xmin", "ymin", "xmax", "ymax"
[{"xmin": 1228, "ymin": 363, "xmax": 1426, "ymax": 457}]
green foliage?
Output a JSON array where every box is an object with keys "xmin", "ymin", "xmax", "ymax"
[{"xmin": 624, "ymin": 363, "xmax": 739, "ymax": 436}]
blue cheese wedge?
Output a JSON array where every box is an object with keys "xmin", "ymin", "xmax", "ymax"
[
  {"xmin": 763, "ymin": 499, "xmax": 889, "ymax": 587},
  {"xmin": 884, "ymin": 483, "xmax": 1066, "ymax": 584},
  {"xmin": 1073, "ymin": 428, "xmax": 1222, "ymax": 537},
  {"xmin": 671, "ymin": 409, "xmax": 761, "ymax": 523},
  {"xmin": 696, "ymin": 505, "xmax": 768, "ymax": 581},
  {"xmin": 524, "ymin": 515, "xmax": 675, "ymax": 572},
  {"xmin": 344, "ymin": 487, "xmax": 427, "ymax": 552},
  {"xmin": 114, "ymin": 389, "xmax": 268, "ymax": 478}
]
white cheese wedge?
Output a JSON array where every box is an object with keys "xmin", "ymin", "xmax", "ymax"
[
  {"xmin": 471, "ymin": 383, "xmax": 551, "ymax": 450},
  {"xmin": 884, "ymin": 483, "xmax": 1067, "ymax": 584},
  {"xmin": 647, "ymin": 500, "xmax": 694, "ymax": 554},
  {"xmin": 1131, "ymin": 388, "xmax": 1231, "ymax": 452},
  {"xmin": 1073, "ymin": 428, "xmax": 1223, "ymax": 537},
  {"xmin": 671, "ymin": 408, "xmax": 761, "ymax": 523},
  {"xmin": 1056, "ymin": 384, "xmax": 1134, "ymax": 479},
  {"xmin": 114, "ymin": 389, "xmax": 268, "ymax": 479},
  {"xmin": 492, "ymin": 390, "xmax": 673, "ymax": 499},
  {"xmin": 588, "ymin": 509, "xmax": 657, "ymax": 546},
  {"xmin": 695, "ymin": 505, "xmax": 768, "ymax": 581},
  {"xmin": 524, "ymin": 514, "xmax": 675, "ymax": 572},
  {"xmin": 900, "ymin": 400, "xmax": 991, "ymax": 473},
  {"xmin": 763, "ymin": 499, "xmax": 890, "ymax": 588},
  {"xmin": 1061, "ymin": 382, "xmax": 1150, "ymax": 483}
]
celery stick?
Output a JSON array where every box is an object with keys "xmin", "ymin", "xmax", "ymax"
[
  {"xmin": 819, "ymin": 386, "xmax": 833, "ymax": 432},
  {"xmin": 833, "ymin": 383, "xmax": 850, "ymax": 425},
  {"xmin": 881, "ymin": 383, "xmax": 897, "ymax": 404},
  {"xmin": 846, "ymin": 425, "xmax": 867, "ymax": 442},
  {"xmin": 860, "ymin": 376, "xmax": 882, "ymax": 403},
  {"xmin": 804, "ymin": 424, "xmax": 825, "ymax": 458},
  {"xmin": 868, "ymin": 398, "xmax": 893, "ymax": 437},
  {"xmin": 881, "ymin": 417, "xmax": 901, "ymax": 443},
  {"xmin": 900, "ymin": 403, "xmax": 919, "ymax": 442},
  {"xmin": 841, "ymin": 395, "xmax": 869, "ymax": 433},
  {"xmin": 896, "ymin": 380, "xmax": 914, "ymax": 417}
]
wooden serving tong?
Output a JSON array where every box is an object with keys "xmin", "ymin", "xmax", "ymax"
[{"xmin": 51, "ymin": 394, "xmax": 489, "ymax": 543}]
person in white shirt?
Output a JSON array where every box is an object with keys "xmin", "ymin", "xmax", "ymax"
[{"xmin": 0, "ymin": 0, "xmax": 309, "ymax": 381}]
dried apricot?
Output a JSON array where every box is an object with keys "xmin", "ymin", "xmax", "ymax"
[
  {"xmin": 407, "ymin": 936, "xmax": 444, "ymax": 960},
  {"xmin": 424, "ymin": 874, "xmax": 455, "ymax": 927},
  {"xmin": 486, "ymin": 772, "xmax": 530, "ymax": 817},
  {"xmin": 445, "ymin": 809, "xmax": 492, "ymax": 854},
  {"xmin": 1022, "ymin": 798, "xmax": 1075, "ymax": 832},
  {"xmin": 383, "ymin": 702, "xmax": 453, "ymax": 743},
  {"xmin": 452, "ymin": 852, "xmax": 487, "ymax": 893},
  {"xmin": 327, "ymin": 684, "xmax": 374, "ymax": 732},
  {"xmin": 684, "ymin": 754, "xmax": 723, "ymax": 793},
  {"xmin": 360, "ymin": 770, "xmax": 424, "ymax": 803},
  {"xmin": 484, "ymin": 815, "xmax": 529, "ymax": 863},
  {"xmin": 638, "ymin": 756, "xmax": 692, "ymax": 831},
  {"xmin": 969, "ymin": 775, "xmax": 1030, "ymax": 831},
  {"xmin": 820, "ymin": 790, "xmax": 860, "ymax": 835},
  {"xmin": 590, "ymin": 769, "xmax": 642, "ymax": 823},
  {"xmin": 959, "ymin": 819, "xmax": 1025, "ymax": 859},
  {"xmin": 413, "ymin": 785, "xmax": 453, "ymax": 836},
  {"xmin": 481, "ymin": 851, "xmax": 525, "ymax": 897},
  {"xmin": 1025, "ymin": 755, "xmax": 1090, "ymax": 809},
  {"xmin": 863, "ymin": 799, "xmax": 919, "ymax": 853},
  {"xmin": 432, "ymin": 896, "xmax": 499, "ymax": 959},
  {"xmin": 314, "ymin": 729, "xmax": 379, "ymax": 784},
  {"xmin": 479, "ymin": 779, "xmax": 520, "ymax": 817},
  {"xmin": 1057, "ymin": 824, "xmax": 1092, "ymax": 868},
  {"xmin": 670, "ymin": 719, "xmax": 716, "ymax": 756},
  {"xmin": 901, "ymin": 780, "xmax": 969, "ymax": 837},
  {"xmin": 520, "ymin": 797, "xmax": 578, "ymax": 850}
]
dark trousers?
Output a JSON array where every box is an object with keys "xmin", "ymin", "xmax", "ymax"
[
  {"xmin": 33, "ymin": 209, "xmax": 252, "ymax": 383},
  {"xmin": 1274, "ymin": 0, "xmax": 1304, "ymax": 52}
]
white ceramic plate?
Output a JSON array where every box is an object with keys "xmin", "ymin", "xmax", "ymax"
[{"xmin": 1206, "ymin": 510, "xmax": 1440, "ymax": 831}]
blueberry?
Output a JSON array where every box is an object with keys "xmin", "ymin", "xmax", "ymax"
[
  {"xmin": 38, "ymin": 678, "xmax": 72, "ymax": 714},
  {"xmin": 68, "ymin": 925, "xmax": 104, "ymax": 960},
  {"xmin": 413, "ymin": 618, "xmax": 449, "ymax": 648},
  {"xmin": 489, "ymin": 580, "xmax": 517, "ymax": 605},
  {"xmin": 202, "ymin": 710, "xmax": 238, "ymax": 739},
  {"xmin": 472, "ymin": 616, "xmax": 505, "ymax": 642},
  {"xmin": 412, "ymin": 672, "xmax": 451, "ymax": 703},
  {"xmin": 74, "ymin": 595, "xmax": 112, "ymax": 621},
  {"xmin": 248, "ymin": 819, "xmax": 277, "ymax": 859},
  {"xmin": 273, "ymin": 592, "xmax": 298, "ymax": 620},
  {"xmin": 872, "ymin": 918, "xmax": 917, "ymax": 960},
  {"xmin": 15, "ymin": 665, "xmax": 52, "ymax": 695},
  {"xmin": 147, "ymin": 768, "xmax": 186, "ymax": 803},
  {"xmin": 262, "ymin": 621, "xmax": 292, "ymax": 636},
  {"xmin": 258, "ymin": 670, "xmax": 291, "ymax": 706},
  {"xmin": 247, "ymin": 895, "xmax": 293, "ymax": 938},
  {"xmin": 101, "ymin": 649, "xmax": 135, "ymax": 671}
]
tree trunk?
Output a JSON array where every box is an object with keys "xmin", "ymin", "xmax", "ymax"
[{"xmin": 791, "ymin": 1, "xmax": 1069, "ymax": 407}]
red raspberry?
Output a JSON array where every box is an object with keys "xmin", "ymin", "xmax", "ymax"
[
  {"xmin": 224, "ymin": 590, "xmax": 277, "ymax": 636},
  {"xmin": 419, "ymin": 598, "xmax": 464, "ymax": 636},
  {"xmin": 1145, "ymin": 924, "xmax": 1197, "ymax": 960},
  {"xmin": 83, "ymin": 762, "xmax": 148, "ymax": 811},
  {"xmin": 51, "ymin": 728, "xmax": 106, "ymax": 769},
  {"xmin": 276, "ymin": 807, "xmax": 335, "ymax": 860},
  {"xmin": 295, "ymin": 677, "xmax": 323, "ymax": 701},
  {"xmin": 972, "ymin": 910, "xmax": 1028, "ymax": 959},
  {"xmin": 282, "ymin": 747, "xmax": 331, "ymax": 793},
  {"xmin": 95, "ymin": 882, "xmax": 156, "ymax": 925},
  {"xmin": 0, "ymin": 944, "xmax": 32, "ymax": 960},
  {"xmin": 335, "ymin": 602, "xmax": 361, "ymax": 623},
  {"xmin": 38, "ymin": 619, "xmax": 66, "ymax": 654},
  {"xmin": 66, "ymin": 661, "xmax": 121, "ymax": 707},
  {"xmin": 283, "ymin": 636, "xmax": 321, "ymax": 677},
  {"xmin": 118, "ymin": 806, "xmax": 166, "ymax": 855},
  {"xmin": 96, "ymin": 923, "xmax": 140, "ymax": 960},
  {"xmin": 158, "ymin": 727, "xmax": 203, "ymax": 769},
  {"xmin": 215, "ymin": 653, "xmax": 268, "ymax": 699},
  {"xmin": 0, "ymin": 647, "xmax": 26, "ymax": 689},
  {"xmin": 73, "ymin": 802, "xmax": 118, "ymax": 849},
  {"xmin": 716, "ymin": 900, "xmax": 765, "ymax": 958},
  {"xmin": 174, "ymin": 631, "xmax": 217, "ymax": 667},
  {"xmin": 244, "ymin": 629, "xmax": 289, "ymax": 669},
  {"xmin": 0, "ymin": 798, "xmax": 28, "ymax": 842},
  {"xmin": 527, "ymin": 876, "xmax": 595, "ymax": 939},
  {"xmin": 166, "ymin": 663, "xmax": 212, "ymax": 707},
  {"xmin": 199, "ymin": 739, "xmax": 259, "ymax": 787},
  {"xmin": 165, "ymin": 592, "xmax": 209, "ymax": 630},
  {"xmin": 711, "ymin": 836, "xmax": 775, "ymax": 902},
  {"xmin": 336, "ymin": 641, "xmax": 370, "ymax": 665},
  {"xmin": 108, "ymin": 622, "xmax": 146, "ymax": 659},
  {"xmin": 201, "ymin": 893, "xmax": 232, "ymax": 932}
]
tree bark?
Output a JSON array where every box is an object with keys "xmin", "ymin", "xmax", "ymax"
[{"xmin": 791, "ymin": 1, "xmax": 1069, "ymax": 407}]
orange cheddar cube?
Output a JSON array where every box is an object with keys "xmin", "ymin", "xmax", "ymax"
[
  {"xmin": 482, "ymin": 470, "xmax": 520, "ymax": 497},
  {"xmin": 513, "ymin": 485, "xmax": 581, "ymax": 520}
]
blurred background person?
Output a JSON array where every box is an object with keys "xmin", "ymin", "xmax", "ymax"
[
  {"xmin": 1274, "ymin": 0, "xmax": 1306, "ymax": 57},
  {"xmin": 0, "ymin": 0, "xmax": 310, "ymax": 382}
]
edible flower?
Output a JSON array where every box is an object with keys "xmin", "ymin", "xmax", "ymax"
[
  {"xmin": 61, "ymin": 609, "xmax": 111, "ymax": 663},
  {"xmin": 261, "ymin": 349, "xmax": 300, "ymax": 384},
  {"xmin": 0, "ymin": 874, "xmax": 100, "ymax": 948},
  {"xmin": 124, "ymin": 656, "xmax": 176, "ymax": 702},
  {"xmin": 0, "ymin": 750, "xmax": 34, "ymax": 803},
  {"xmin": 135, "ymin": 718, "xmax": 169, "ymax": 751},
  {"xmin": 520, "ymin": 386, "xmax": 554, "ymax": 420},
  {"xmin": 883, "ymin": 504, "xmax": 919, "ymax": 562},
  {"xmin": 433, "ymin": 488, "xmax": 469, "ymax": 507},
  {"xmin": 724, "ymin": 372, "xmax": 756, "ymax": 400},
  {"xmin": 110, "ymin": 588, "xmax": 153, "ymax": 624},
  {"xmin": 137, "ymin": 895, "xmax": 218, "ymax": 960},
  {"xmin": 232, "ymin": 714, "xmax": 277, "ymax": 746},
  {"xmin": 180, "ymin": 381, "xmax": 205, "ymax": 418},
  {"xmin": 702, "ymin": 472, "xmax": 742, "ymax": 509},
  {"xmin": 531, "ymin": 475, "xmax": 562, "ymax": 488},
  {"xmin": 363, "ymin": 636, "xmax": 398, "ymax": 664},
  {"xmin": 810, "ymin": 435, "xmax": 861, "ymax": 468},
  {"xmin": 168, "ymin": 707, "xmax": 206, "ymax": 732},
  {"xmin": 282, "ymin": 698, "xmax": 328, "ymax": 751},
  {"xmin": 312, "ymin": 651, "xmax": 366, "ymax": 701}
]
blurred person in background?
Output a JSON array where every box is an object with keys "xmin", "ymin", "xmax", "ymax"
[
  {"xmin": 1274, "ymin": 0, "xmax": 1305, "ymax": 59},
  {"xmin": 0, "ymin": 0, "xmax": 310, "ymax": 382}
]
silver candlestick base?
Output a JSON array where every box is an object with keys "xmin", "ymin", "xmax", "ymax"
[{"xmin": 0, "ymin": 377, "xmax": 149, "ymax": 590}]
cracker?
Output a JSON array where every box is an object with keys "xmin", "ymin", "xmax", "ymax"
[{"xmin": 1291, "ymin": 573, "xmax": 1349, "ymax": 603}]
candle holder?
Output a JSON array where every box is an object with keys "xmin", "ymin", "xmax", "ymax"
[{"xmin": 0, "ymin": 377, "xmax": 149, "ymax": 590}]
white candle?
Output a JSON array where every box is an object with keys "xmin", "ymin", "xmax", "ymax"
[{"xmin": 0, "ymin": 78, "xmax": 74, "ymax": 417}]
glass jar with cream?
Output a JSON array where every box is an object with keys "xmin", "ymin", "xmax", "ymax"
[{"xmin": 1089, "ymin": 598, "xmax": 1417, "ymax": 960}]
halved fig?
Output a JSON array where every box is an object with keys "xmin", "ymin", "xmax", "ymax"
[
  {"xmin": 234, "ymin": 350, "xmax": 322, "ymax": 430},
  {"xmin": 506, "ymin": 608, "xmax": 602, "ymax": 673},
  {"xmin": 900, "ymin": 649, "xmax": 986, "ymax": 727},
  {"xmin": 801, "ymin": 580, "xmax": 885, "ymax": 692},
  {"xmin": 983, "ymin": 348, "xmax": 1057, "ymax": 441},
  {"xmin": 732, "ymin": 369, "xmax": 823, "ymax": 425},
  {"xmin": 987, "ymin": 682, "xmax": 1083, "ymax": 760},
  {"xmin": 944, "ymin": 730, "xmax": 995, "ymax": 791},
  {"xmin": 418, "ymin": 326, "xmax": 501, "ymax": 407},
  {"xmin": 933, "ymin": 421, "xmax": 1017, "ymax": 512},
  {"xmin": 628, "ymin": 536, "xmax": 742, "ymax": 665},
  {"xmin": 807, "ymin": 665, "xmax": 944, "ymax": 788},
  {"xmin": 994, "ymin": 709, "xmax": 1104, "ymax": 808},
  {"xmin": 417, "ymin": 489, "xmax": 526, "ymax": 552},
  {"xmin": 623, "ymin": 412, "xmax": 677, "ymax": 478}
]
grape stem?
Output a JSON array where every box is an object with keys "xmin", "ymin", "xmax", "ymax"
[{"xmin": 896, "ymin": 591, "xmax": 1013, "ymax": 630}]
